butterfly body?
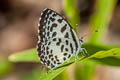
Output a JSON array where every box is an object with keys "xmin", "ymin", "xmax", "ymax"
[{"xmin": 37, "ymin": 8, "xmax": 84, "ymax": 69}]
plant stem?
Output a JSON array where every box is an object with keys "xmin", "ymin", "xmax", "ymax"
[
  {"xmin": 64, "ymin": 0, "xmax": 80, "ymax": 32},
  {"xmin": 89, "ymin": 0, "xmax": 117, "ymax": 45}
]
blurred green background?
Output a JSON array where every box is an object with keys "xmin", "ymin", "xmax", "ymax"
[{"xmin": 0, "ymin": 0, "xmax": 120, "ymax": 80}]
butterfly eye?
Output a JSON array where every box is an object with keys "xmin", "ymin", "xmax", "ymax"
[{"xmin": 80, "ymin": 39, "xmax": 83, "ymax": 43}]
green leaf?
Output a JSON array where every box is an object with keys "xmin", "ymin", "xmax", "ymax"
[
  {"xmin": 8, "ymin": 48, "xmax": 39, "ymax": 62},
  {"xmin": 8, "ymin": 47, "xmax": 120, "ymax": 80},
  {"xmin": 89, "ymin": 48, "xmax": 120, "ymax": 59},
  {"xmin": 91, "ymin": 57, "xmax": 120, "ymax": 66},
  {"xmin": 8, "ymin": 44, "xmax": 119, "ymax": 63},
  {"xmin": 83, "ymin": 43, "xmax": 120, "ymax": 55},
  {"xmin": 88, "ymin": 48, "xmax": 120, "ymax": 66},
  {"xmin": 39, "ymin": 67, "xmax": 67, "ymax": 80},
  {"xmin": 41, "ymin": 48, "xmax": 120, "ymax": 80}
]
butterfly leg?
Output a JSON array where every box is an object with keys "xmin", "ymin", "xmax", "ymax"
[
  {"xmin": 75, "ymin": 55, "xmax": 79, "ymax": 61},
  {"xmin": 80, "ymin": 48, "xmax": 88, "ymax": 57},
  {"xmin": 74, "ymin": 50, "xmax": 79, "ymax": 61}
]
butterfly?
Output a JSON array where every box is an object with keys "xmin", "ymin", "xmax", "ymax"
[{"xmin": 37, "ymin": 8, "xmax": 87, "ymax": 69}]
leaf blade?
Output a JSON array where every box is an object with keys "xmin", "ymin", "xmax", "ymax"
[{"xmin": 8, "ymin": 48, "xmax": 39, "ymax": 62}]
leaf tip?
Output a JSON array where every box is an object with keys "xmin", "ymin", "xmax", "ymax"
[{"xmin": 8, "ymin": 54, "xmax": 16, "ymax": 62}]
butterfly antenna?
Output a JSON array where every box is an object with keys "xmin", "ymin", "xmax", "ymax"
[
  {"xmin": 80, "ymin": 29, "xmax": 99, "ymax": 42},
  {"xmin": 80, "ymin": 34, "xmax": 87, "ymax": 43}
]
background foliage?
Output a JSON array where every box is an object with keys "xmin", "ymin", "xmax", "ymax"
[{"xmin": 0, "ymin": 0, "xmax": 120, "ymax": 80}]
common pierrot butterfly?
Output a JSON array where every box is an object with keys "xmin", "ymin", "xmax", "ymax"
[{"xmin": 37, "ymin": 8, "xmax": 87, "ymax": 69}]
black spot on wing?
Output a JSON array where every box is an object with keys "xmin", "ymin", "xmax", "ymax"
[
  {"xmin": 49, "ymin": 17, "xmax": 55, "ymax": 22},
  {"xmin": 52, "ymin": 13, "xmax": 57, "ymax": 17},
  {"xmin": 48, "ymin": 21, "xmax": 50, "ymax": 24},
  {"xmin": 50, "ymin": 23, "xmax": 57, "ymax": 32},
  {"xmin": 50, "ymin": 50, "xmax": 53, "ymax": 53},
  {"xmin": 70, "ymin": 43, "xmax": 73, "ymax": 53},
  {"xmin": 45, "ymin": 56, "xmax": 47, "ymax": 59},
  {"xmin": 57, "ymin": 62, "xmax": 61, "ymax": 65},
  {"xmin": 57, "ymin": 18, "xmax": 63, "ymax": 23},
  {"xmin": 63, "ymin": 53, "xmax": 68, "ymax": 56},
  {"xmin": 51, "ymin": 63, "xmax": 55, "ymax": 68},
  {"xmin": 65, "ymin": 48, "xmax": 68, "ymax": 51},
  {"xmin": 47, "ymin": 26, "xmax": 50, "ymax": 30},
  {"xmin": 53, "ymin": 38, "xmax": 56, "ymax": 41},
  {"xmin": 61, "ymin": 24, "xmax": 67, "ymax": 33},
  {"xmin": 64, "ymin": 32, "xmax": 69, "ymax": 38},
  {"xmin": 56, "ymin": 38, "xmax": 62, "ymax": 46},
  {"xmin": 65, "ymin": 40, "xmax": 69, "ymax": 45},
  {"xmin": 68, "ymin": 54, "xmax": 71, "ymax": 58},
  {"xmin": 58, "ymin": 38, "xmax": 61, "ymax": 43},
  {"xmin": 61, "ymin": 45, "xmax": 64, "ymax": 52},
  {"xmin": 55, "ymin": 56, "xmax": 59, "ymax": 62},
  {"xmin": 47, "ymin": 51, "xmax": 49, "ymax": 55},
  {"xmin": 51, "ymin": 58, "xmax": 54, "ymax": 61},
  {"xmin": 47, "ymin": 60, "xmax": 50, "ymax": 66},
  {"xmin": 52, "ymin": 32, "xmax": 57, "ymax": 37},
  {"xmin": 49, "ymin": 54, "xmax": 53, "ymax": 59},
  {"xmin": 47, "ymin": 32, "xmax": 50, "ymax": 36},
  {"xmin": 54, "ymin": 61, "xmax": 56, "ymax": 64},
  {"xmin": 48, "ymin": 42, "xmax": 51, "ymax": 45},
  {"xmin": 63, "ymin": 57, "xmax": 66, "ymax": 61},
  {"xmin": 56, "ymin": 42, "xmax": 60, "ymax": 46}
]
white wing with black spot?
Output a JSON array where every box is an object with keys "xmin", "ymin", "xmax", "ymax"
[{"xmin": 37, "ymin": 8, "xmax": 82, "ymax": 69}]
